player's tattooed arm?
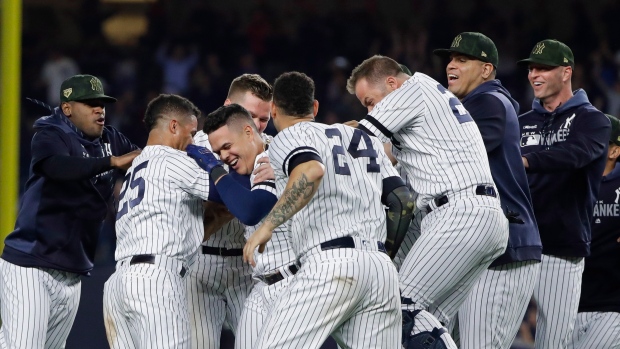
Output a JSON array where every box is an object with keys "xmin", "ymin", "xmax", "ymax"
[{"xmin": 264, "ymin": 161, "xmax": 324, "ymax": 228}]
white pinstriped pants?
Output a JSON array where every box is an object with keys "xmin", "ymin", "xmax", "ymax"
[
  {"xmin": 533, "ymin": 254, "xmax": 584, "ymax": 349},
  {"xmin": 235, "ymin": 277, "xmax": 293, "ymax": 349},
  {"xmin": 186, "ymin": 253, "xmax": 253, "ymax": 349},
  {"xmin": 0, "ymin": 259, "xmax": 81, "ymax": 349},
  {"xmin": 568, "ymin": 312, "xmax": 620, "ymax": 349},
  {"xmin": 454, "ymin": 260, "xmax": 540, "ymax": 349},
  {"xmin": 255, "ymin": 247, "xmax": 401, "ymax": 349}
]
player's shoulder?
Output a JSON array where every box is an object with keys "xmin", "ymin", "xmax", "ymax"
[{"xmin": 193, "ymin": 130, "xmax": 212, "ymax": 150}]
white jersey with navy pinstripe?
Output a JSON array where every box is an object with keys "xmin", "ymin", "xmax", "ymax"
[
  {"xmin": 246, "ymin": 151, "xmax": 296, "ymax": 276},
  {"xmin": 359, "ymin": 72, "xmax": 494, "ymax": 209},
  {"xmin": 194, "ymin": 131, "xmax": 246, "ymax": 249},
  {"xmin": 114, "ymin": 145, "xmax": 210, "ymax": 264},
  {"xmin": 269, "ymin": 122, "xmax": 399, "ymax": 256}
]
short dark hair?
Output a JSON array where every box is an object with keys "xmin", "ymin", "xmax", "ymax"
[
  {"xmin": 203, "ymin": 103, "xmax": 257, "ymax": 134},
  {"xmin": 143, "ymin": 94, "xmax": 200, "ymax": 130},
  {"xmin": 346, "ymin": 55, "xmax": 402, "ymax": 94},
  {"xmin": 273, "ymin": 72, "xmax": 315, "ymax": 117},
  {"xmin": 227, "ymin": 74, "xmax": 273, "ymax": 102}
]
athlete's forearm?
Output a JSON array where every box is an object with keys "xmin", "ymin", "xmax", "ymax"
[{"xmin": 262, "ymin": 161, "xmax": 324, "ymax": 231}]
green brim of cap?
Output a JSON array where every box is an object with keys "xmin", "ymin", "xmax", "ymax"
[
  {"xmin": 517, "ymin": 58, "xmax": 567, "ymax": 67},
  {"xmin": 72, "ymin": 94, "xmax": 117, "ymax": 103}
]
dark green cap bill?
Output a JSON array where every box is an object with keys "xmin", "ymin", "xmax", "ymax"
[
  {"xmin": 607, "ymin": 114, "xmax": 620, "ymax": 146},
  {"xmin": 517, "ymin": 39, "xmax": 574, "ymax": 68},
  {"xmin": 433, "ymin": 32, "xmax": 499, "ymax": 67},
  {"xmin": 60, "ymin": 74, "xmax": 117, "ymax": 103}
]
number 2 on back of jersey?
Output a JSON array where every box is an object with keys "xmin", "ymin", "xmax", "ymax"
[{"xmin": 325, "ymin": 128, "xmax": 380, "ymax": 175}]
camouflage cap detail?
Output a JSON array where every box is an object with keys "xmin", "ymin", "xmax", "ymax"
[
  {"xmin": 517, "ymin": 39, "xmax": 574, "ymax": 68},
  {"xmin": 606, "ymin": 114, "xmax": 620, "ymax": 146},
  {"xmin": 59, "ymin": 74, "xmax": 116, "ymax": 103},
  {"xmin": 433, "ymin": 32, "xmax": 499, "ymax": 67}
]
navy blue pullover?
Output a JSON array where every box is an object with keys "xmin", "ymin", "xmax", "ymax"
[
  {"xmin": 462, "ymin": 80, "xmax": 542, "ymax": 266},
  {"xmin": 2, "ymin": 108, "xmax": 138, "ymax": 275},
  {"xmin": 519, "ymin": 89, "xmax": 610, "ymax": 257}
]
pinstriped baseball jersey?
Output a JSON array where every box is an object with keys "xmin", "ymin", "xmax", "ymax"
[
  {"xmin": 359, "ymin": 73, "xmax": 494, "ymax": 209},
  {"xmin": 269, "ymin": 122, "xmax": 399, "ymax": 256},
  {"xmin": 194, "ymin": 131, "xmax": 246, "ymax": 249},
  {"xmin": 114, "ymin": 145, "xmax": 210, "ymax": 264},
  {"xmin": 246, "ymin": 151, "xmax": 296, "ymax": 276}
]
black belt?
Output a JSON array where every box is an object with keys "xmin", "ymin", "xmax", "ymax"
[
  {"xmin": 129, "ymin": 254, "xmax": 187, "ymax": 277},
  {"xmin": 427, "ymin": 185, "xmax": 497, "ymax": 213},
  {"xmin": 202, "ymin": 246, "xmax": 244, "ymax": 256},
  {"xmin": 320, "ymin": 236, "xmax": 387, "ymax": 254},
  {"xmin": 259, "ymin": 264, "xmax": 299, "ymax": 285}
]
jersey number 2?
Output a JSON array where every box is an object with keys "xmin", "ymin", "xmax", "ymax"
[
  {"xmin": 325, "ymin": 128, "xmax": 380, "ymax": 175},
  {"xmin": 116, "ymin": 161, "xmax": 149, "ymax": 219},
  {"xmin": 436, "ymin": 84, "xmax": 473, "ymax": 124}
]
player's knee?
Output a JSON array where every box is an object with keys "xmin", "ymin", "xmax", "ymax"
[{"xmin": 402, "ymin": 310, "xmax": 451, "ymax": 349}]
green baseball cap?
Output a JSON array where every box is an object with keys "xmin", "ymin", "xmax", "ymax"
[
  {"xmin": 399, "ymin": 63, "xmax": 412, "ymax": 75},
  {"xmin": 433, "ymin": 32, "xmax": 499, "ymax": 67},
  {"xmin": 60, "ymin": 74, "xmax": 117, "ymax": 103},
  {"xmin": 607, "ymin": 114, "xmax": 620, "ymax": 146},
  {"xmin": 517, "ymin": 39, "xmax": 574, "ymax": 68}
]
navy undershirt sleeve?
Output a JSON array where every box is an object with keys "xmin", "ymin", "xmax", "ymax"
[{"xmin": 214, "ymin": 173, "xmax": 278, "ymax": 226}]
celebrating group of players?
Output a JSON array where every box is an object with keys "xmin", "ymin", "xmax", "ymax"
[{"xmin": 0, "ymin": 31, "xmax": 619, "ymax": 349}]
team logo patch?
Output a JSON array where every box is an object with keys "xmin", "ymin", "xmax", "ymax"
[
  {"xmin": 520, "ymin": 134, "xmax": 540, "ymax": 146},
  {"xmin": 481, "ymin": 51, "xmax": 487, "ymax": 57},
  {"xmin": 564, "ymin": 57, "xmax": 569, "ymax": 63},
  {"xmin": 90, "ymin": 77, "xmax": 103, "ymax": 92},
  {"xmin": 451, "ymin": 35, "xmax": 462, "ymax": 48},
  {"xmin": 532, "ymin": 42, "xmax": 545, "ymax": 55},
  {"xmin": 63, "ymin": 88, "xmax": 73, "ymax": 98}
]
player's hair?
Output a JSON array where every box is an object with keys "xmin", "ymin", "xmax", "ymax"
[
  {"xmin": 203, "ymin": 103, "xmax": 258, "ymax": 135},
  {"xmin": 143, "ymin": 94, "xmax": 201, "ymax": 131},
  {"xmin": 227, "ymin": 74, "xmax": 273, "ymax": 102},
  {"xmin": 272, "ymin": 72, "xmax": 315, "ymax": 117},
  {"xmin": 346, "ymin": 55, "xmax": 403, "ymax": 94}
]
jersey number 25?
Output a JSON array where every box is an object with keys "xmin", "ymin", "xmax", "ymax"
[{"xmin": 116, "ymin": 161, "xmax": 149, "ymax": 219}]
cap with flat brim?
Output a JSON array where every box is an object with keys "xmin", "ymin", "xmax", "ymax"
[
  {"xmin": 60, "ymin": 74, "xmax": 117, "ymax": 104},
  {"xmin": 433, "ymin": 32, "xmax": 499, "ymax": 67},
  {"xmin": 517, "ymin": 39, "xmax": 574, "ymax": 68}
]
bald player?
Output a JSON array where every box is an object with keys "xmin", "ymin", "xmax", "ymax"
[
  {"xmin": 187, "ymin": 74, "xmax": 273, "ymax": 349},
  {"xmin": 241, "ymin": 71, "xmax": 414, "ymax": 348},
  {"xmin": 103, "ymin": 94, "xmax": 206, "ymax": 349},
  {"xmin": 347, "ymin": 55, "xmax": 509, "ymax": 348},
  {"xmin": 434, "ymin": 32, "xmax": 542, "ymax": 349}
]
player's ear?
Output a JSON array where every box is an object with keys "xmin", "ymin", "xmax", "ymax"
[
  {"xmin": 271, "ymin": 101, "xmax": 278, "ymax": 119},
  {"xmin": 386, "ymin": 76, "xmax": 398, "ymax": 91},
  {"xmin": 223, "ymin": 98, "xmax": 233, "ymax": 106},
  {"xmin": 61, "ymin": 102, "xmax": 72, "ymax": 117},
  {"xmin": 169, "ymin": 119, "xmax": 178, "ymax": 134},
  {"xmin": 609, "ymin": 144, "xmax": 620, "ymax": 160},
  {"xmin": 562, "ymin": 66, "xmax": 572, "ymax": 82},
  {"xmin": 482, "ymin": 63, "xmax": 493, "ymax": 79},
  {"xmin": 313, "ymin": 100, "xmax": 319, "ymax": 117}
]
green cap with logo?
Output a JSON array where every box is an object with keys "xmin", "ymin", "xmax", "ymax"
[
  {"xmin": 607, "ymin": 114, "xmax": 620, "ymax": 146},
  {"xmin": 433, "ymin": 32, "xmax": 499, "ymax": 67},
  {"xmin": 60, "ymin": 74, "xmax": 117, "ymax": 103},
  {"xmin": 517, "ymin": 39, "xmax": 574, "ymax": 68}
]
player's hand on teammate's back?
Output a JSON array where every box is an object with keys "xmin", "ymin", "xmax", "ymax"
[
  {"xmin": 243, "ymin": 225, "xmax": 273, "ymax": 267},
  {"xmin": 186, "ymin": 144, "xmax": 223, "ymax": 173},
  {"xmin": 111, "ymin": 149, "xmax": 142, "ymax": 170},
  {"xmin": 252, "ymin": 157, "xmax": 275, "ymax": 184}
]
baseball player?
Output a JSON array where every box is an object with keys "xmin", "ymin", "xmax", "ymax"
[
  {"xmin": 187, "ymin": 103, "xmax": 296, "ymax": 349},
  {"xmin": 0, "ymin": 75, "xmax": 139, "ymax": 349},
  {"xmin": 103, "ymin": 94, "xmax": 207, "ymax": 349},
  {"xmin": 517, "ymin": 40, "xmax": 611, "ymax": 349},
  {"xmin": 187, "ymin": 73, "xmax": 273, "ymax": 349},
  {"xmin": 433, "ymin": 32, "xmax": 542, "ymax": 348},
  {"xmin": 241, "ymin": 71, "xmax": 414, "ymax": 349},
  {"xmin": 569, "ymin": 114, "xmax": 620, "ymax": 349},
  {"xmin": 347, "ymin": 55, "xmax": 510, "ymax": 348}
]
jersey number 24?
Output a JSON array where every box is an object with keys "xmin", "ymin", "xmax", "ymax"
[
  {"xmin": 325, "ymin": 128, "xmax": 380, "ymax": 175},
  {"xmin": 116, "ymin": 160, "xmax": 149, "ymax": 219}
]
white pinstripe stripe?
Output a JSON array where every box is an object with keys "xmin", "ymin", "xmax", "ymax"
[
  {"xmin": 568, "ymin": 312, "xmax": 620, "ymax": 349},
  {"xmin": 454, "ymin": 260, "xmax": 540, "ymax": 349},
  {"xmin": 533, "ymin": 254, "xmax": 585, "ymax": 349},
  {"xmin": 0, "ymin": 259, "xmax": 81, "ymax": 349}
]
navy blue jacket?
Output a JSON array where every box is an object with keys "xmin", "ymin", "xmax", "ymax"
[
  {"xmin": 519, "ymin": 89, "xmax": 610, "ymax": 257},
  {"xmin": 462, "ymin": 80, "xmax": 542, "ymax": 266},
  {"xmin": 2, "ymin": 108, "xmax": 138, "ymax": 275},
  {"xmin": 579, "ymin": 163, "xmax": 620, "ymax": 313}
]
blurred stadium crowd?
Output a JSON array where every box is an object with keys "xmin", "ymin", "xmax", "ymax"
[{"xmin": 16, "ymin": 1, "xmax": 620, "ymax": 348}]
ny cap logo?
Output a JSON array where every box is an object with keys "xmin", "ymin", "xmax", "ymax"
[
  {"xmin": 89, "ymin": 77, "xmax": 103, "ymax": 92},
  {"xmin": 532, "ymin": 42, "xmax": 545, "ymax": 55},
  {"xmin": 481, "ymin": 51, "xmax": 487, "ymax": 57},
  {"xmin": 63, "ymin": 88, "xmax": 73, "ymax": 98},
  {"xmin": 451, "ymin": 35, "xmax": 462, "ymax": 48}
]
